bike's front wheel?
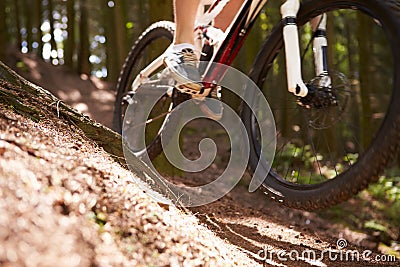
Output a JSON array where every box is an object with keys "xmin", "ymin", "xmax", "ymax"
[
  {"xmin": 243, "ymin": 0, "xmax": 400, "ymax": 210},
  {"xmin": 113, "ymin": 21, "xmax": 188, "ymax": 160}
]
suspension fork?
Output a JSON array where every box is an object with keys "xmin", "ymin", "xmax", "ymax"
[
  {"xmin": 311, "ymin": 14, "xmax": 331, "ymax": 87},
  {"xmin": 281, "ymin": 0, "xmax": 331, "ymax": 96},
  {"xmin": 280, "ymin": 0, "xmax": 308, "ymax": 97},
  {"xmin": 311, "ymin": 14, "xmax": 328, "ymax": 75}
]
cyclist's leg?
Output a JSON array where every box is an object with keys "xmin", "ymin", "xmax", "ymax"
[
  {"xmin": 213, "ymin": 0, "xmax": 246, "ymax": 31},
  {"xmin": 164, "ymin": 0, "xmax": 202, "ymax": 94},
  {"xmin": 173, "ymin": 0, "xmax": 200, "ymax": 45}
]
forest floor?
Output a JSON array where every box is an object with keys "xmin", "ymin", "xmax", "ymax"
[{"xmin": 1, "ymin": 51, "xmax": 399, "ymax": 266}]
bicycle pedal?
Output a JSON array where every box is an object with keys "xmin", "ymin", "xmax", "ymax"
[{"xmin": 176, "ymin": 84, "xmax": 211, "ymax": 98}]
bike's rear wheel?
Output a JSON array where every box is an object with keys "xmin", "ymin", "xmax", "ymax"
[
  {"xmin": 113, "ymin": 21, "xmax": 188, "ymax": 160},
  {"xmin": 243, "ymin": 0, "xmax": 400, "ymax": 210}
]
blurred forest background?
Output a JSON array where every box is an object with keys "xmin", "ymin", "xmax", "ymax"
[
  {"xmin": 0, "ymin": 0, "xmax": 399, "ymax": 252},
  {"xmin": 0, "ymin": 0, "xmax": 176, "ymax": 83},
  {"xmin": 0, "ymin": 0, "xmax": 286, "ymax": 83}
]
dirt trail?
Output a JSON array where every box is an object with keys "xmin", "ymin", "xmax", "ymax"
[
  {"xmin": 3, "ymin": 52, "xmax": 399, "ymax": 266},
  {"xmin": 0, "ymin": 108, "xmax": 258, "ymax": 266}
]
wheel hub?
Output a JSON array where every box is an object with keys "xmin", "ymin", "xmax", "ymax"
[
  {"xmin": 297, "ymin": 71, "xmax": 351, "ymax": 129},
  {"xmin": 298, "ymin": 74, "xmax": 338, "ymax": 109}
]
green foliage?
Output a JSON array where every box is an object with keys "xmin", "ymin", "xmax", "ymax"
[
  {"xmin": 364, "ymin": 173, "xmax": 400, "ymax": 242},
  {"xmin": 369, "ymin": 175, "xmax": 400, "ymax": 203},
  {"xmin": 367, "ymin": 174, "xmax": 400, "ymax": 228},
  {"xmin": 273, "ymin": 143, "xmax": 361, "ymax": 184},
  {"xmin": 15, "ymin": 61, "xmax": 28, "ymax": 72},
  {"xmin": 364, "ymin": 220, "xmax": 387, "ymax": 232},
  {"xmin": 89, "ymin": 210, "xmax": 107, "ymax": 228},
  {"xmin": 317, "ymin": 172, "xmax": 400, "ymax": 253}
]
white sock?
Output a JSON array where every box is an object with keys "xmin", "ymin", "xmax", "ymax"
[{"xmin": 171, "ymin": 43, "xmax": 195, "ymax": 52}]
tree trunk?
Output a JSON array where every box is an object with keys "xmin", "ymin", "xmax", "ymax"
[
  {"xmin": 77, "ymin": 0, "xmax": 91, "ymax": 75},
  {"xmin": 104, "ymin": 29, "xmax": 118, "ymax": 82},
  {"xmin": 14, "ymin": 0, "xmax": 23, "ymax": 50},
  {"xmin": 135, "ymin": 1, "xmax": 150, "ymax": 37},
  {"xmin": 113, "ymin": 0, "xmax": 128, "ymax": 71},
  {"xmin": 47, "ymin": 0, "xmax": 58, "ymax": 61},
  {"xmin": 357, "ymin": 13, "xmax": 373, "ymax": 149},
  {"xmin": 0, "ymin": 0, "xmax": 8, "ymax": 62},
  {"xmin": 24, "ymin": 0, "xmax": 33, "ymax": 53},
  {"xmin": 64, "ymin": 0, "xmax": 76, "ymax": 70},
  {"xmin": 149, "ymin": 0, "xmax": 173, "ymax": 23},
  {"xmin": 104, "ymin": 0, "xmax": 121, "ymax": 83},
  {"xmin": 33, "ymin": 0, "xmax": 43, "ymax": 57}
]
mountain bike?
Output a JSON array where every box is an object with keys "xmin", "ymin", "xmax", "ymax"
[{"xmin": 113, "ymin": 0, "xmax": 400, "ymax": 210}]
